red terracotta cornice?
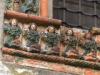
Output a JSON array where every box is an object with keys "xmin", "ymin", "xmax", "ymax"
[{"xmin": 4, "ymin": 10, "xmax": 62, "ymax": 26}]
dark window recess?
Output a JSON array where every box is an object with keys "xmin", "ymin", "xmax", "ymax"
[
  {"xmin": 81, "ymin": 0, "xmax": 95, "ymax": 15},
  {"xmin": 96, "ymin": 4, "xmax": 100, "ymax": 17},
  {"xmin": 65, "ymin": 0, "xmax": 79, "ymax": 12},
  {"xmin": 66, "ymin": 11, "xmax": 79, "ymax": 26},
  {"xmin": 53, "ymin": 0, "xmax": 100, "ymax": 29},
  {"xmin": 81, "ymin": 14, "xmax": 95, "ymax": 29},
  {"xmin": 97, "ymin": 18, "xmax": 100, "ymax": 27},
  {"xmin": 53, "ymin": 0, "xmax": 64, "ymax": 8},
  {"xmin": 53, "ymin": 8, "xmax": 64, "ymax": 20}
]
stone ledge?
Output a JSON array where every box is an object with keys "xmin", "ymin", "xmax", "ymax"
[
  {"xmin": 4, "ymin": 10, "xmax": 62, "ymax": 26},
  {"xmin": 2, "ymin": 47, "xmax": 100, "ymax": 70}
]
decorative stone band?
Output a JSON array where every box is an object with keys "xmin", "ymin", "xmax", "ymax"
[
  {"xmin": 2, "ymin": 47, "xmax": 100, "ymax": 70},
  {"xmin": 4, "ymin": 10, "xmax": 62, "ymax": 26}
]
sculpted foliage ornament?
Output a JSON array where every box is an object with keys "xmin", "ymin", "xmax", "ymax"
[
  {"xmin": 5, "ymin": 0, "xmax": 13, "ymax": 10},
  {"xmin": 20, "ymin": 0, "xmax": 39, "ymax": 15}
]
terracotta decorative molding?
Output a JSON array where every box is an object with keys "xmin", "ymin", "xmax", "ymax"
[
  {"xmin": 4, "ymin": 10, "xmax": 62, "ymax": 26},
  {"xmin": 2, "ymin": 47, "xmax": 100, "ymax": 70}
]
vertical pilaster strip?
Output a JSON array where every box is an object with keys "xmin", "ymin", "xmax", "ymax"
[
  {"xmin": 48, "ymin": 0, "xmax": 53, "ymax": 18},
  {"xmin": 94, "ymin": 2, "xmax": 97, "ymax": 27},
  {"xmin": 79, "ymin": 0, "xmax": 81, "ymax": 27},
  {"xmin": 40, "ymin": 0, "xmax": 48, "ymax": 17},
  {"xmin": 0, "ymin": 1, "xmax": 12, "ymax": 75}
]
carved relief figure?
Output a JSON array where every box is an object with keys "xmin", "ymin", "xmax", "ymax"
[
  {"xmin": 4, "ymin": 19, "xmax": 22, "ymax": 48},
  {"xmin": 82, "ymin": 32, "xmax": 98, "ymax": 59},
  {"xmin": 20, "ymin": 0, "xmax": 39, "ymax": 15},
  {"xmin": 62, "ymin": 29, "xmax": 79, "ymax": 56},
  {"xmin": 42, "ymin": 26, "xmax": 60, "ymax": 54},
  {"xmin": 26, "ymin": 23, "xmax": 41, "ymax": 52}
]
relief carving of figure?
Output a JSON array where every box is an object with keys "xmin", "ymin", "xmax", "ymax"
[
  {"xmin": 42, "ymin": 26, "xmax": 60, "ymax": 55},
  {"xmin": 20, "ymin": 0, "xmax": 39, "ymax": 15},
  {"xmin": 82, "ymin": 32, "xmax": 98, "ymax": 59},
  {"xmin": 62, "ymin": 29, "xmax": 79, "ymax": 56},
  {"xmin": 26, "ymin": 23, "xmax": 41, "ymax": 53},
  {"xmin": 4, "ymin": 19, "xmax": 22, "ymax": 48}
]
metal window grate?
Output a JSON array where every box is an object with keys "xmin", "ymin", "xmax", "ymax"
[{"xmin": 53, "ymin": 0, "xmax": 100, "ymax": 29}]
